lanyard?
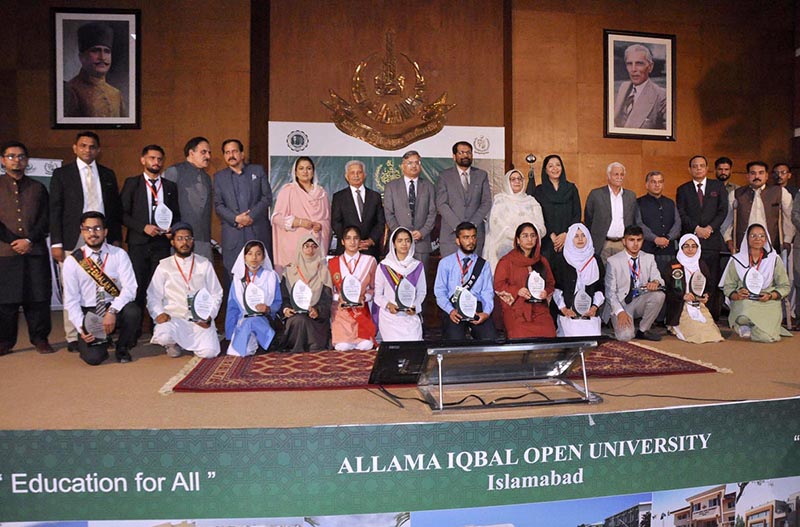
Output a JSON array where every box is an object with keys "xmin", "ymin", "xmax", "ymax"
[
  {"xmin": 145, "ymin": 178, "xmax": 161, "ymax": 205},
  {"xmin": 579, "ymin": 256, "xmax": 595, "ymax": 274},
  {"xmin": 750, "ymin": 253, "xmax": 763, "ymax": 270},
  {"xmin": 174, "ymin": 255, "xmax": 195, "ymax": 289},
  {"xmin": 343, "ymin": 253, "xmax": 360, "ymax": 275},
  {"xmin": 628, "ymin": 258, "xmax": 640, "ymax": 281},
  {"xmin": 84, "ymin": 248, "xmax": 109, "ymax": 272},
  {"xmin": 244, "ymin": 268, "xmax": 256, "ymax": 284},
  {"xmin": 457, "ymin": 255, "xmax": 473, "ymax": 283}
]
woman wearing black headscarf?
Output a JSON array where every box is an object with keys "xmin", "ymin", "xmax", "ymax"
[{"xmin": 532, "ymin": 154, "xmax": 582, "ymax": 264}]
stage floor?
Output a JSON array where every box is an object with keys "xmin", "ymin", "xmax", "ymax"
[{"xmin": 0, "ymin": 313, "xmax": 798, "ymax": 431}]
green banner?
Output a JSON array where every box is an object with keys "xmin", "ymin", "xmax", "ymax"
[{"xmin": 1, "ymin": 397, "xmax": 799, "ymax": 521}]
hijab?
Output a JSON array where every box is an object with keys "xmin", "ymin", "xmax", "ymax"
[
  {"xmin": 676, "ymin": 234, "xmax": 702, "ymax": 274},
  {"xmin": 231, "ymin": 240, "xmax": 277, "ymax": 309},
  {"xmin": 283, "ymin": 234, "xmax": 332, "ymax": 306},
  {"xmin": 381, "ymin": 227, "xmax": 420, "ymax": 275},
  {"xmin": 730, "ymin": 223, "xmax": 778, "ymax": 287},
  {"xmin": 563, "ymin": 223, "xmax": 599, "ymax": 286}
]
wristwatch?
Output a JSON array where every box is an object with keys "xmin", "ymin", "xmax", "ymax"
[{"xmin": 108, "ymin": 306, "xmax": 119, "ymax": 315}]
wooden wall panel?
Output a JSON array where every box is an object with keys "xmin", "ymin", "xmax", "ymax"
[{"xmin": 269, "ymin": 0, "xmax": 505, "ymax": 126}]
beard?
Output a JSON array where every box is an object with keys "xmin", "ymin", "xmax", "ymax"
[{"xmin": 457, "ymin": 157, "xmax": 472, "ymax": 169}]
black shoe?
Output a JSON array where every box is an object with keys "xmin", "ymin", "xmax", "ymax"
[
  {"xmin": 35, "ymin": 342, "xmax": 56, "ymax": 354},
  {"xmin": 636, "ymin": 329, "xmax": 662, "ymax": 342},
  {"xmin": 116, "ymin": 349, "xmax": 132, "ymax": 363},
  {"xmin": 67, "ymin": 341, "xmax": 79, "ymax": 352}
]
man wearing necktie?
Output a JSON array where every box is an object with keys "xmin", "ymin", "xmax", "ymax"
[
  {"xmin": 603, "ymin": 225, "xmax": 665, "ymax": 341},
  {"xmin": 330, "ymin": 160, "xmax": 385, "ymax": 259},
  {"xmin": 612, "ymin": 43, "xmax": 667, "ymax": 130},
  {"xmin": 50, "ymin": 131, "xmax": 123, "ymax": 351},
  {"xmin": 383, "ymin": 151, "xmax": 437, "ymax": 268},
  {"xmin": 436, "ymin": 142, "xmax": 492, "ymax": 257},
  {"xmin": 120, "ymin": 145, "xmax": 181, "ymax": 331}
]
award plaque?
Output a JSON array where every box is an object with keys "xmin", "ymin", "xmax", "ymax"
[
  {"xmin": 453, "ymin": 286, "xmax": 478, "ymax": 321},
  {"xmin": 340, "ymin": 274, "xmax": 362, "ymax": 307},
  {"xmin": 188, "ymin": 287, "xmax": 213, "ymax": 322},
  {"xmin": 526, "ymin": 270, "xmax": 546, "ymax": 303},
  {"xmin": 743, "ymin": 268, "xmax": 765, "ymax": 300},
  {"xmin": 291, "ymin": 280, "xmax": 313, "ymax": 313},
  {"xmin": 395, "ymin": 277, "xmax": 417, "ymax": 311},
  {"xmin": 243, "ymin": 283, "xmax": 266, "ymax": 315},
  {"xmin": 83, "ymin": 312, "xmax": 107, "ymax": 340},
  {"xmin": 153, "ymin": 203, "xmax": 173, "ymax": 231},
  {"xmin": 573, "ymin": 289, "xmax": 593, "ymax": 318},
  {"xmin": 689, "ymin": 271, "xmax": 706, "ymax": 306}
]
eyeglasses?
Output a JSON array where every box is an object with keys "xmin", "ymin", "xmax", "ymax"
[
  {"xmin": 748, "ymin": 233, "xmax": 766, "ymax": 239},
  {"xmin": 404, "ymin": 161, "xmax": 420, "ymax": 166},
  {"xmin": 773, "ymin": 170, "xmax": 789, "ymax": 175},
  {"xmin": 174, "ymin": 235, "xmax": 193, "ymax": 242},
  {"xmin": 80, "ymin": 226, "xmax": 104, "ymax": 233},
  {"xmin": 508, "ymin": 177, "xmax": 524, "ymax": 182},
  {"xmin": 3, "ymin": 154, "xmax": 27, "ymax": 161}
]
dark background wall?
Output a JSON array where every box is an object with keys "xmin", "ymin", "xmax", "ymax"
[{"xmin": 0, "ymin": 0, "xmax": 795, "ymax": 213}]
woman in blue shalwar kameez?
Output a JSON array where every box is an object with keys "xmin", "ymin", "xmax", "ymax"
[{"xmin": 225, "ymin": 240, "xmax": 282, "ymax": 356}]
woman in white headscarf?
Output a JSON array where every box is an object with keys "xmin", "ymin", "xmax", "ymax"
[
  {"xmin": 224, "ymin": 240, "xmax": 282, "ymax": 356},
  {"xmin": 664, "ymin": 234, "xmax": 723, "ymax": 343},
  {"xmin": 722, "ymin": 223, "xmax": 791, "ymax": 342},
  {"xmin": 482, "ymin": 168, "xmax": 546, "ymax": 273},
  {"xmin": 374, "ymin": 227, "xmax": 426, "ymax": 341},
  {"xmin": 552, "ymin": 223, "xmax": 604, "ymax": 336}
]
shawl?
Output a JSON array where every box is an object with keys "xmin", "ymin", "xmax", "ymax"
[
  {"xmin": 283, "ymin": 234, "xmax": 332, "ymax": 306},
  {"xmin": 380, "ymin": 227, "xmax": 420, "ymax": 275},
  {"xmin": 535, "ymin": 154, "xmax": 576, "ymax": 205},
  {"xmin": 231, "ymin": 241, "xmax": 278, "ymax": 311},
  {"xmin": 729, "ymin": 223, "xmax": 778, "ymax": 287},
  {"xmin": 562, "ymin": 223, "xmax": 599, "ymax": 287},
  {"xmin": 676, "ymin": 234, "xmax": 701, "ymax": 274}
]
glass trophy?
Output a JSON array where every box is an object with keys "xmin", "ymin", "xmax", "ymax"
[
  {"xmin": 83, "ymin": 312, "xmax": 107, "ymax": 340},
  {"xmin": 573, "ymin": 289, "xmax": 593, "ymax": 318},
  {"xmin": 395, "ymin": 277, "xmax": 417, "ymax": 311},
  {"xmin": 243, "ymin": 283, "xmax": 266, "ymax": 316},
  {"xmin": 188, "ymin": 287, "xmax": 213, "ymax": 322},
  {"xmin": 340, "ymin": 274, "xmax": 362, "ymax": 307},
  {"xmin": 743, "ymin": 268, "xmax": 765, "ymax": 300},
  {"xmin": 153, "ymin": 203, "xmax": 173, "ymax": 231},
  {"xmin": 526, "ymin": 270, "xmax": 546, "ymax": 303},
  {"xmin": 689, "ymin": 271, "xmax": 706, "ymax": 307},
  {"xmin": 452, "ymin": 286, "xmax": 478, "ymax": 321},
  {"xmin": 291, "ymin": 280, "xmax": 313, "ymax": 313}
]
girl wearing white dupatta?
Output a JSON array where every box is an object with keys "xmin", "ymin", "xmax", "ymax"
[
  {"xmin": 225, "ymin": 241, "xmax": 282, "ymax": 356},
  {"xmin": 665, "ymin": 234, "xmax": 723, "ymax": 343},
  {"xmin": 722, "ymin": 223, "xmax": 791, "ymax": 342},
  {"xmin": 552, "ymin": 223, "xmax": 604, "ymax": 337},
  {"xmin": 374, "ymin": 227, "xmax": 426, "ymax": 341}
]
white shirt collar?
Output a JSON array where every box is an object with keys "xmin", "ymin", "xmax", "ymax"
[{"xmin": 77, "ymin": 159, "xmax": 97, "ymax": 173}]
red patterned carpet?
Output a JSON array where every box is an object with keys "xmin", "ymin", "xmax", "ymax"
[{"xmin": 167, "ymin": 340, "xmax": 721, "ymax": 393}]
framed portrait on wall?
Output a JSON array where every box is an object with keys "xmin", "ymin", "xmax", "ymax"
[
  {"xmin": 52, "ymin": 8, "xmax": 140, "ymax": 129},
  {"xmin": 604, "ymin": 29, "xmax": 675, "ymax": 141}
]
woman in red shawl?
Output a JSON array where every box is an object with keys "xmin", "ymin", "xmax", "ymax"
[{"xmin": 493, "ymin": 222, "xmax": 556, "ymax": 338}]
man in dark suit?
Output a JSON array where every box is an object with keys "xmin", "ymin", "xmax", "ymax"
[
  {"xmin": 584, "ymin": 162, "xmax": 640, "ymax": 264},
  {"xmin": 120, "ymin": 145, "xmax": 180, "ymax": 323},
  {"xmin": 383, "ymin": 150, "xmax": 437, "ymax": 268},
  {"xmin": 214, "ymin": 139, "xmax": 273, "ymax": 279},
  {"xmin": 331, "ymin": 160, "xmax": 385, "ymax": 259},
  {"xmin": 676, "ymin": 155, "xmax": 728, "ymax": 320},
  {"xmin": 436, "ymin": 141, "xmax": 492, "ymax": 257},
  {"xmin": 50, "ymin": 131, "xmax": 122, "ymax": 351}
]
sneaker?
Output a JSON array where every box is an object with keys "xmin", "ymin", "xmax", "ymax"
[
  {"xmin": 35, "ymin": 342, "xmax": 56, "ymax": 354},
  {"xmin": 737, "ymin": 325, "xmax": 752, "ymax": 338},
  {"xmin": 116, "ymin": 349, "xmax": 132, "ymax": 363},
  {"xmin": 67, "ymin": 341, "xmax": 79, "ymax": 352},
  {"xmin": 165, "ymin": 344, "xmax": 182, "ymax": 358},
  {"xmin": 636, "ymin": 329, "xmax": 662, "ymax": 342}
]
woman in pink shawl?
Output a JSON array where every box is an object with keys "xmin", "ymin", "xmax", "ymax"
[{"xmin": 271, "ymin": 156, "xmax": 331, "ymax": 274}]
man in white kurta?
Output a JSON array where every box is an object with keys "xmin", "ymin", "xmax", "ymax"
[{"xmin": 147, "ymin": 222, "xmax": 222, "ymax": 358}]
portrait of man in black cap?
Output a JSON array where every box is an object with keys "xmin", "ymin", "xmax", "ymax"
[{"xmin": 63, "ymin": 21, "xmax": 128, "ymax": 118}]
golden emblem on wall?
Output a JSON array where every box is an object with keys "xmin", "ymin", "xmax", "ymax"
[{"xmin": 322, "ymin": 31, "xmax": 455, "ymax": 150}]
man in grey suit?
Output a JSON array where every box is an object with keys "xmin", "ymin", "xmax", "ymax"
[
  {"xmin": 584, "ymin": 162, "xmax": 641, "ymax": 264},
  {"xmin": 436, "ymin": 141, "xmax": 492, "ymax": 257},
  {"xmin": 164, "ymin": 137, "xmax": 214, "ymax": 261},
  {"xmin": 383, "ymin": 150, "xmax": 436, "ymax": 268},
  {"xmin": 213, "ymin": 139, "xmax": 272, "ymax": 280},
  {"xmin": 604, "ymin": 225, "xmax": 665, "ymax": 342},
  {"xmin": 613, "ymin": 44, "xmax": 667, "ymax": 130}
]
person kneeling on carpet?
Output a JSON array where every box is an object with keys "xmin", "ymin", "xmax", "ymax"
[
  {"xmin": 329, "ymin": 226, "xmax": 377, "ymax": 351},
  {"xmin": 225, "ymin": 240, "xmax": 282, "ymax": 356},
  {"xmin": 147, "ymin": 222, "xmax": 222, "ymax": 358},
  {"xmin": 278, "ymin": 235, "xmax": 332, "ymax": 352},
  {"xmin": 62, "ymin": 211, "xmax": 141, "ymax": 365}
]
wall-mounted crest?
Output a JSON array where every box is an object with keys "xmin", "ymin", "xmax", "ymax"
[{"xmin": 322, "ymin": 31, "xmax": 455, "ymax": 150}]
